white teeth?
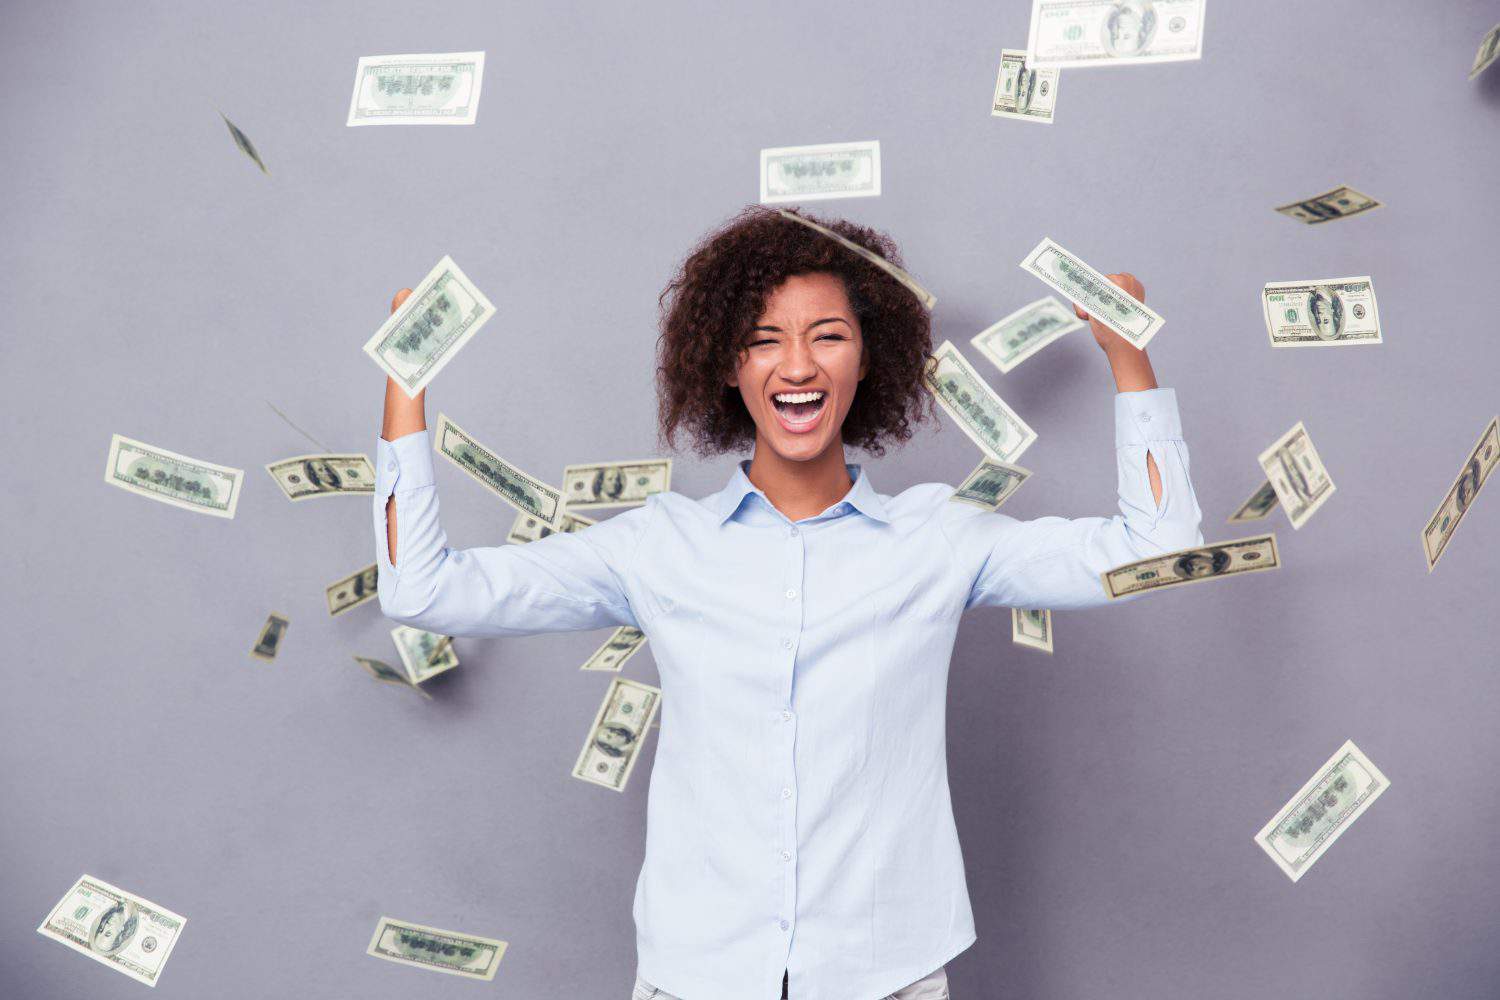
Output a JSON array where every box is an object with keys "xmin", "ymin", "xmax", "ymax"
[{"xmin": 773, "ymin": 390, "xmax": 826, "ymax": 404}]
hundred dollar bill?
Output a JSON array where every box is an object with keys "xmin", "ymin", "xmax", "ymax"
[
  {"xmin": 326, "ymin": 563, "xmax": 378, "ymax": 616},
  {"xmin": 1258, "ymin": 422, "xmax": 1335, "ymax": 529},
  {"xmin": 972, "ymin": 296, "xmax": 1086, "ymax": 373},
  {"xmin": 1019, "ymin": 237, "xmax": 1164, "ymax": 348},
  {"xmin": 776, "ymin": 208, "xmax": 936, "ymax": 310},
  {"xmin": 1422, "ymin": 415, "xmax": 1500, "ymax": 571},
  {"xmin": 950, "ymin": 457, "xmax": 1031, "ymax": 510},
  {"xmin": 366, "ymin": 916, "xmax": 506, "ymax": 980},
  {"xmin": 392, "ymin": 625, "xmax": 458, "ymax": 685},
  {"xmin": 1012, "ymin": 608, "xmax": 1054, "ymax": 653},
  {"xmin": 346, "ymin": 52, "xmax": 485, "ymax": 126},
  {"xmin": 1273, "ymin": 184, "xmax": 1381, "ymax": 225},
  {"xmin": 924, "ymin": 340, "xmax": 1037, "ymax": 463},
  {"xmin": 104, "ymin": 433, "xmax": 244, "ymax": 518},
  {"xmin": 364, "ymin": 256, "xmax": 496, "ymax": 399},
  {"xmin": 508, "ymin": 508, "xmax": 595, "ymax": 544},
  {"xmin": 760, "ymin": 140, "xmax": 880, "ymax": 203},
  {"xmin": 219, "ymin": 112, "xmax": 267, "ymax": 173},
  {"xmin": 1025, "ymin": 0, "xmax": 1206, "ymax": 69},
  {"xmin": 991, "ymin": 49, "xmax": 1060, "ymax": 123},
  {"xmin": 355, "ymin": 655, "xmax": 432, "ymax": 699},
  {"xmin": 251, "ymin": 613, "xmax": 289, "ymax": 660},
  {"xmin": 573, "ymin": 676, "xmax": 661, "ymax": 792},
  {"xmin": 581, "ymin": 626, "xmax": 648, "ymax": 672},
  {"xmin": 434, "ymin": 412, "xmax": 566, "ymax": 529},
  {"xmin": 562, "ymin": 459, "xmax": 671, "ymax": 511},
  {"xmin": 37, "ymin": 874, "xmax": 187, "ymax": 987},
  {"xmin": 1102, "ymin": 534, "xmax": 1278, "ymax": 598},
  {"xmin": 1254, "ymin": 740, "xmax": 1389, "ymax": 883},
  {"xmin": 1262, "ymin": 277, "xmax": 1380, "ymax": 348},
  {"xmin": 1471, "ymin": 24, "xmax": 1500, "ymax": 80},
  {"xmin": 265, "ymin": 453, "xmax": 375, "ymax": 499},
  {"xmin": 1227, "ymin": 480, "xmax": 1278, "ymax": 523}
]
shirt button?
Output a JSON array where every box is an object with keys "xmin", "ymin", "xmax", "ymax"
[
  {"xmin": 785, "ymin": 588, "xmax": 797, "ymax": 600},
  {"xmin": 781, "ymin": 850, "xmax": 792, "ymax": 861},
  {"xmin": 1140, "ymin": 413, "xmax": 1152, "ymax": 422},
  {"xmin": 781, "ymin": 787, "xmax": 793, "ymax": 798},
  {"xmin": 779, "ymin": 919, "xmax": 790, "ymax": 931},
  {"xmin": 781, "ymin": 709, "xmax": 792, "ymax": 721},
  {"xmin": 789, "ymin": 526, "xmax": 799, "ymax": 537},
  {"xmin": 781, "ymin": 637, "xmax": 792, "ymax": 649},
  {"xmin": 386, "ymin": 460, "xmax": 397, "ymax": 471}
]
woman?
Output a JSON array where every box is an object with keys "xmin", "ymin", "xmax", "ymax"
[{"xmin": 373, "ymin": 206, "xmax": 1203, "ymax": 1000}]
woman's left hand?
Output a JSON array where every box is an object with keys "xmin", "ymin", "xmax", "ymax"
[{"xmin": 1073, "ymin": 271, "xmax": 1146, "ymax": 352}]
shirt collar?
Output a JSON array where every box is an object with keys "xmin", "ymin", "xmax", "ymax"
[{"xmin": 714, "ymin": 458, "xmax": 891, "ymax": 526}]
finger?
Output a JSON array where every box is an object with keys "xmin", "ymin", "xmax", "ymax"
[
  {"xmin": 390, "ymin": 287, "xmax": 413, "ymax": 314},
  {"xmin": 1073, "ymin": 302, "xmax": 1091, "ymax": 322}
]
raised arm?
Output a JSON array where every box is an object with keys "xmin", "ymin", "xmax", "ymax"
[{"xmin": 382, "ymin": 288, "xmax": 422, "ymax": 567}]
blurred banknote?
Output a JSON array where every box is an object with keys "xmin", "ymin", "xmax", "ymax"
[
  {"xmin": 354, "ymin": 655, "xmax": 432, "ymax": 699},
  {"xmin": 1471, "ymin": 24, "xmax": 1500, "ymax": 80},
  {"xmin": 326, "ymin": 563, "xmax": 379, "ymax": 616},
  {"xmin": 265, "ymin": 453, "xmax": 375, "ymax": 499},
  {"xmin": 1254, "ymin": 740, "xmax": 1389, "ymax": 882},
  {"xmin": 251, "ymin": 613, "xmax": 289, "ymax": 660},
  {"xmin": 508, "ymin": 509, "xmax": 595, "ymax": 544},
  {"xmin": 1227, "ymin": 481, "xmax": 1279, "ymax": 523},
  {"xmin": 1422, "ymin": 416, "xmax": 1500, "ymax": 571},
  {"xmin": 1273, "ymin": 185, "xmax": 1381, "ymax": 225},
  {"xmin": 1012, "ymin": 608, "xmax": 1053, "ymax": 653},
  {"xmin": 391, "ymin": 625, "xmax": 458, "ymax": 685},
  {"xmin": 364, "ymin": 256, "xmax": 496, "ymax": 399},
  {"xmin": 219, "ymin": 112, "xmax": 267, "ymax": 173},
  {"xmin": 1258, "ymin": 422, "xmax": 1335, "ymax": 529},
  {"xmin": 1019, "ymin": 237, "xmax": 1164, "ymax": 348},
  {"xmin": 760, "ymin": 140, "xmax": 880, "ymax": 203},
  {"xmin": 1025, "ymin": 0, "xmax": 1206, "ymax": 69},
  {"xmin": 1262, "ymin": 277, "xmax": 1380, "ymax": 348},
  {"xmin": 573, "ymin": 676, "xmax": 661, "ymax": 792},
  {"xmin": 581, "ymin": 626, "xmax": 648, "ymax": 672},
  {"xmin": 972, "ymin": 295, "xmax": 1086, "ymax": 373},
  {"xmin": 1102, "ymin": 535, "xmax": 1279, "ymax": 598},
  {"xmin": 347, "ymin": 52, "xmax": 485, "ymax": 125},
  {"xmin": 37, "ymin": 874, "xmax": 187, "ymax": 987},
  {"xmin": 434, "ymin": 412, "xmax": 566, "ymax": 529},
  {"xmin": 950, "ymin": 457, "xmax": 1031, "ymax": 510},
  {"xmin": 991, "ymin": 49, "xmax": 1060, "ymax": 123},
  {"xmin": 104, "ymin": 433, "xmax": 244, "ymax": 518},
  {"xmin": 562, "ymin": 459, "xmax": 671, "ymax": 511},
  {"xmin": 924, "ymin": 340, "xmax": 1037, "ymax": 462},
  {"xmin": 366, "ymin": 916, "xmax": 507, "ymax": 980},
  {"xmin": 776, "ymin": 208, "xmax": 935, "ymax": 310}
]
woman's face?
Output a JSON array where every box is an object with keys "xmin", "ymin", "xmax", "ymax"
[{"xmin": 727, "ymin": 272, "xmax": 867, "ymax": 465}]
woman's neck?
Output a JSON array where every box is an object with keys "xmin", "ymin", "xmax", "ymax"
[{"xmin": 745, "ymin": 439, "xmax": 854, "ymax": 523}]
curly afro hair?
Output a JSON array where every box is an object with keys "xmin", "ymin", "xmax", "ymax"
[{"xmin": 655, "ymin": 205, "xmax": 936, "ymax": 458}]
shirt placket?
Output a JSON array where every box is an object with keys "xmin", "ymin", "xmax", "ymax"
[{"xmin": 774, "ymin": 517, "xmax": 805, "ymax": 964}]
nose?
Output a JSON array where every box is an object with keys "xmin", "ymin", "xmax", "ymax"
[{"xmin": 780, "ymin": 338, "xmax": 817, "ymax": 381}]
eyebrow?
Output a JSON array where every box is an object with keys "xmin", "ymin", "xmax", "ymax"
[{"xmin": 750, "ymin": 317, "xmax": 852, "ymax": 334}]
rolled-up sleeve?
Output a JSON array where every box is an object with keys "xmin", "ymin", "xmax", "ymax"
[
  {"xmin": 944, "ymin": 387, "xmax": 1204, "ymax": 611},
  {"xmin": 372, "ymin": 428, "xmax": 650, "ymax": 636}
]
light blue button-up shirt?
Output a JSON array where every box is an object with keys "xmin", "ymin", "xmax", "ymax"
[{"xmin": 373, "ymin": 387, "xmax": 1203, "ymax": 1000}]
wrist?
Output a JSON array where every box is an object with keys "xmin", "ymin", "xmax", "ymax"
[{"xmin": 1105, "ymin": 344, "xmax": 1157, "ymax": 393}]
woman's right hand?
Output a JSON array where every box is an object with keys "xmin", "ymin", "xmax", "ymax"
[{"xmin": 380, "ymin": 287, "xmax": 427, "ymax": 441}]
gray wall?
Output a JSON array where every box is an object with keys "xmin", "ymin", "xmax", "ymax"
[{"xmin": 4, "ymin": 2, "xmax": 1499, "ymax": 997}]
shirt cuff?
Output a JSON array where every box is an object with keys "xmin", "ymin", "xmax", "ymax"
[
  {"xmin": 1114, "ymin": 387, "xmax": 1182, "ymax": 448},
  {"xmin": 374, "ymin": 428, "xmax": 437, "ymax": 496}
]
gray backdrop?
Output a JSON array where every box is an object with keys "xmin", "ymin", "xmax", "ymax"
[{"xmin": 4, "ymin": 2, "xmax": 1499, "ymax": 997}]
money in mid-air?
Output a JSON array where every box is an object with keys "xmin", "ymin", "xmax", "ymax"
[
  {"xmin": 1273, "ymin": 185, "xmax": 1381, "ymax": 225},
  {"xmin": 1422, "ymin": 415, "xmax": 1500, "ymax": 571},
  {"xmin": 924, "ymin": 340, "xmax": 1038, "ymax": 463},
  {"xmin": 364, "ymin": 256, "xmax": 496, "ymax": 399},
  {"xmin": 760, "ymin": 139, "xmax": 880, "ymax": 203},
  {"xmin": 434, "ymin": 412, "xmax": 566, "ymax": 529},
  {"xmin": 355, "ymin": 655, "xmax": 432, "ymax": 699},
  {"xmin": 573, "ymin": 676, "xmax": 661, "ymax": 792},
  {"xmin": 1227, "ymin": 480, "xmax": 1279, "ymax": 523},
  {"xmin": 971, "ymin": 295, "xmax": 1086, "ymax": 373},
  {"xmin": 1254, "ymin": 740, "xmax": 1389, "ymax": 882},
  {"xmin": 347, "ymin": 51, "xmax": 486, "ymax": 125},
  {"xmin": 1102, "ymin": 534, "xmax": 1279, "ymax": 599},
  {"xmin": 508, "ymin": 509, "xmax": 594, "ymax": 544},
  {"xmin": 1257, "ymin": 422, "xmax": 1335, "ymax": 529},
  {"xmin": 104, "ymin": 433, "xmax": 244, "ymax": 518},
  {"xmin": 37, "ymin": 874, "xmax": 187, "ymax": 987},
  {"xmin": 1019, "ymin": 238, "xmax": 1164, "ymax": 349},
  {"xmin": 950, "ymin": 457, "xmax": 1031, "ymax": 511},
  {"xmin": 391, "ymin": 624, "xmax": 458, "ymax": 685},
  {"xmin": 1011, "ymin": 608, "xmax": 1053, "ymax": 653},
  {"xmin": 776, "ymin": 208, "xmax": 936, "ymax": 310},
  {"xmin": 1025, "ymin": 0, "xmax": 1206, "ymax": 69},
  {"xmin": 991, "ymin": 49, "xmax": 1059, "ymax": 123},
  {"xmin": 366, "ymin": 916, "xmax": 507, "ymax": 980},
  {"xmin": 218, "ymin": 112, "xmax": 267, "ymax": 173},
  {"xmin": 265, "ymin": 453, "xmax": 375, "ymax": 500},
  {"xmin": 561, "ymin": 459, "xmax": 671, "ymax": 512},
  {"xmin": 1262, "ymin": 277, "xmax": 1380, "ymax": 348},
  {"xmin": 1470, "ymin": 23, "xmax": 1500, "ymax": 80},
  {"xmin": 251, "ymin": 613, "xmax": 289, "ymax": 660},
  {"xmin": 326, "ymin": 563, "xmax": 379, "ymax": 616},
  {"xmin": 580, "ymin": 626, "xmax": 649, "ymax": 672}
]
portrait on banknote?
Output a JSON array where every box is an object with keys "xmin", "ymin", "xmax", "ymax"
[
  {"xmin": 1307, "ymin": 288, "xmax": 1343, "ymax": 341},
  {"xmin": 1104, "ymin": 2, "xmax": 1156, "ymax": 56}
]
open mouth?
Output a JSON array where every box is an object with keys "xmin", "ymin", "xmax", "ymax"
[{"xmin": 771, "ymin": 389, "xmax": 827, "ymax": 431}]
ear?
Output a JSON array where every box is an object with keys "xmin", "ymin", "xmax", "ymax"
[{"xmin": 857, "ymin": 343, "xmax": 869, "ymax": 381}]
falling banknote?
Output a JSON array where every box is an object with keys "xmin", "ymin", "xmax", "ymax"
[
  {"xmin": 346, "ymin": 52, "xmax": 486, "ymax": 125},
  {"xmin": 508, "ymin": 508, "xmax": 595, "ymax": 544},
  {"xmin": 326, "ymin": 563, "xmax": 379, "ymax": 616},
  {"xmin": 391, "ymin": 625, "xmax": 458, "ymax": 685},
  {"xmin": 104, "ymin": 433, "xmax": 244, "ymax": 518},
  {"xmin": 366, "ymin": 916, "xmax": 507, "ymax": 980},
  {"xmin": 265, "ymin": 453, "xmax": 375, "ymax": 499},
  {"xmin": 1025, "ymin": 0, "xmax": 1206, "ymax": 69},
  {"xmin": 37, "ymin": 874, "xmax": 187, "ymax": 987},
  {"xmin": 971, "ymin": 295, "xmax": 1086, "ymax": 373},
  {"xmin": 924, "ymin": 340, "xmax": 1038, "ymax": 462},
  {"xmin": 580, "ymin": 626, "xmax": 649, "ymax": 672},
  {"xmin": 364, "ymin": 256, "xmax": 496, "ymax": 399},
  {"xmin": 1472, "ymin": 24, "xmax": 1500, "ymax": 80},
  {"xmin": 1011, "ymin": 608, "xmax": 1053, "ymax": 653},
  {"xmin": 950, "ymin": 457, "xmax": 1031, "ymax": 510},
  {"xmin": 251, "ymin": 613, "xmax": 289, "ymax": 661},
  {"xmin": 573, "ymin": 676, "xmax": 661, "ymax": 792},
  {"xmin": 1262, "ymin": 277, "xmax": 1381, "ymax": 348},
  {"xmin": 1273, "ymin": 185, "xmax": 1381, "ymax": 225},
  {"xmin": 1422, "ymin": 416, "xmax": 1500, "ymax": 571},
  {"xmin": 991, "ymin": 49, "xmax": 1060, "ymax": 123},
  {"xmin": 1227, "ymin": 481, "xmax": 1279, "ymax": 523},
  {"xmin": 434, "ymin": 412, "xmax": 565, "ymax": 528},
  {"xmin": 219, "ymin": 112, "xmax": 267, "ymax": 173},
  {"xmin": 1254, "ymin": 740, "xmax": 1389, "ymax": 882},
  {"xmin": 1019, "ymin": 238, "xmax": 1164, "ymax": 349},
  {"xmin": 354, "ymin": 656, "xmax": 432, "ymax": 700},
  {"xmin": 1257, "ymin": 421, "xmax": 1335, "ymax": 529},
  {"xmin": 561, "ymin": 459, "xmax": 671, "ymax": 512},
  {"xmin": 760, "ymin": 140, "xmax": 880, "ymax": 203},
  {"xmin": 776, "ymin": 208, "xmax": 936, "ymax": 310},
  {"xmin": 1102, "ymin": 535, "xmax": 1279, "ymax": 598}
]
